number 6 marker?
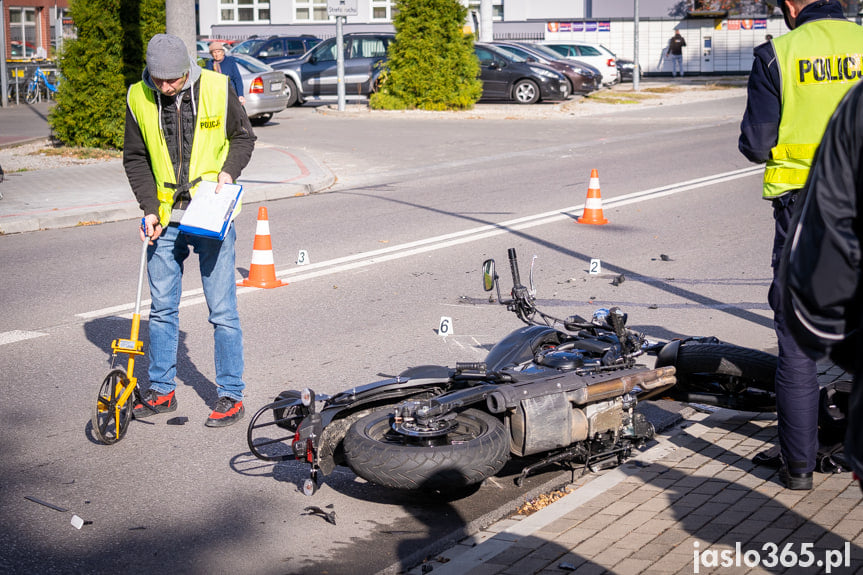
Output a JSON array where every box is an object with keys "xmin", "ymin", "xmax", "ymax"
[{"xmin": 439, "ymin": 316, "xmax": 453, "ymax": 337}]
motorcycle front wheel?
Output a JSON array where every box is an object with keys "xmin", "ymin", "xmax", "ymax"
[{"xmin": 343, "ymin": 408, "xmax": 510, "ymax": 493}]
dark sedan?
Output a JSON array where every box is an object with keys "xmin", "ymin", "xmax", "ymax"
[
  {"xmin": 616, "ymin": 58, "xmax": 641, "ymax": 82},
  {"xmin": 474, "ymin": 43, "xmax": 569, "ymax": 105},
  {"xmin": 491, "ymin": 41, "xmax": 601, "ymax": 95}
]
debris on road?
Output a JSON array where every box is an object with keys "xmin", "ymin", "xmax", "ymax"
[
  {"xmin": 304, "ymin": 505, "xmax": 337, "ymax": 525},
  {"xmin": 24, "ymin": 496, "xmax": 68, "ymax": 513}
]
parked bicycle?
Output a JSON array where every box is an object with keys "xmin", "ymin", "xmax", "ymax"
[{"xmin": 25, "ymin": 67, "xmax": 59, "ymax": 104}]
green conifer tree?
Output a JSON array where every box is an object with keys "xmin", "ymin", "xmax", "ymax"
[
  {"xmin": 50, "ymin": 0, "xmax": 165, "ymax": 149},
  {"xmin": 370, "ymin": 0, "xmax": 482, "ymax": 111}
]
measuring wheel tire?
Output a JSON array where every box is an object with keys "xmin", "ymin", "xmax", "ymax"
[
  {"xmin": 343, "ymin": 408, "xmax": 510, "ymax": 493},
  {"xmin": 92, "ymin": 368, "xmax": 135, "ymax": 445}
]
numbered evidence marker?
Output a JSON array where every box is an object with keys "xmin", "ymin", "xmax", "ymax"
[
  {"xmin": 589, "ymin": 258, "xmax": 602, "ymax": 275},
  {"xmin": 296, "ymin": 249, "xmax": 309, "ymax": 265},
  {"xmin": 438, "ymin": 316, "xmax": 454, "ymax": 337}
]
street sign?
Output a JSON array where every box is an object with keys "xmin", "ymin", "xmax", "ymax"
[{"xmin": 327, "ymin": 0, "xmax": 358, "ymax": 16}]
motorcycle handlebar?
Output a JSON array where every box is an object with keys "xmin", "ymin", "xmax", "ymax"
[{"xmin": 508, "ymin": 248, "xmax": 523, "ymax": 290}]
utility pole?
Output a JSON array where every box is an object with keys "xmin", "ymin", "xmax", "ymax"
[
  {"xmin": 1, "ymin": 0, "xmax": 8, "ymax": 107},
  {"xmin": 479, "ymin": 0, "xmax": 493, "ymax": 42},
  {"xmin": 166, "ymin": 0, "xmax": 196, "ymax": 57},
  {"xmin": 633, "ymin": 0, "xmax": 640, "ymax": 91}
]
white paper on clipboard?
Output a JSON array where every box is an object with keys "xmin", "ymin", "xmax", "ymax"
[{"xmin": 178, "ymin": 181, "xmax": 243, "ymax": 240}]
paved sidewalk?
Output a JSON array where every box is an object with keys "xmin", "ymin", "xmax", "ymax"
[
  {"xmin": 0, "ymin": 101, "xmax": 334, "ymax": 234},
  {"xmin": 402, "ymin": 364, "xmax": 862, "ymax": 575}
]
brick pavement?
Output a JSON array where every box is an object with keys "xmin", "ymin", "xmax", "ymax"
[{"xmin": 410, "ymin": 364, "xmax": 862, "ymax": 575}]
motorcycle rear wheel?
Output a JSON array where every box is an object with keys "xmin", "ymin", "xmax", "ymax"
[
  {"xmin": 343, "ymin": 408, "xmax": 510, "ymax": 493},
  {"xmin": 671, "ymin": 343, "xmax": 777, "ymax": 411}
]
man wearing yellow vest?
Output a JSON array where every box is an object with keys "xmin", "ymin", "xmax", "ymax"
[
  {"xmin": 123, "ymin": 34, "xmax": 256, "ymax": 427},
  {"xmin": 739, "ymin": 0, "xmax": 863, "ymax": 489}
]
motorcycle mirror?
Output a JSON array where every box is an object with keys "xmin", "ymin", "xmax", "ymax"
[{"xmin": 482, "ymin": 259, "xmax": 496, "ymax": 292}]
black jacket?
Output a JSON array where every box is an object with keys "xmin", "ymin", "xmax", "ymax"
[
  {"xmin": 123, "ymin": 63, "xmax": 255, "ymax": 218},
  {"xmin": 782, "ymin": 80, "xmax": 861, "ymax": 373},
  {"xmin": 738, "ymin": 1, "xmax": 848, "ymax": 167},
  {"xmin": 783, "ymin": 80, "xmax": 863, "ymax": 478}
]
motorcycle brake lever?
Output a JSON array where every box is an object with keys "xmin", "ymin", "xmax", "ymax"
[{"xmin": 528, "ymin": 255, "xmax": 537, "ymax": 298}]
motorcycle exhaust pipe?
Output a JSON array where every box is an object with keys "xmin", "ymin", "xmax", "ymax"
[{"xmin": 568, "ymin": 367, "xmax": 676, "ymax": 405}]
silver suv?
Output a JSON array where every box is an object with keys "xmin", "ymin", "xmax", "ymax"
[{"xmin": 271, "ymin": 33, "xmax": 395, "ymax": 107}]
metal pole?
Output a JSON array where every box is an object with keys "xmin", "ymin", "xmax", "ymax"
[
  {"xmin": 336, "ymin": 15, "xmax": 345, "ymax": 111},
  {"xmin": 633, "ymin": 0, "xmax": 640, "ymax": 92},
  {"xmin": 479, "ymin": 0, "xmax": 493, "ymax": 42},
  {"xmin": 1, "ymin": 0, "xmax": 9, "ymax": 107},
  {"xmin": 166, "ymin": 0, "xmax": 196, "ymax": 58}
]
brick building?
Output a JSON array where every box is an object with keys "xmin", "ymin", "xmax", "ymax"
[{"xmin": 3, "ymin": 0, "xmax": 71, "ymax": 61}]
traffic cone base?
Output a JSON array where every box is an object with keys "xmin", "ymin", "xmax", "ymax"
[
  {"xmin": 238, "ymin": 207, "xmax": 288, "ymax": 288},
  {"xmin": 577, "ymin": 168, "xmax": 609, "ymax": 225}
]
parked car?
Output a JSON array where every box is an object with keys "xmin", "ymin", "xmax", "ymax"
[
  {"xmin": 231, "ymin": 35, "xmax": 322, "ymax": 64},
  {"xmin": 200, "ymin": 53, "xmax": 289, "ymax": 126},
  {"xmin": 616, "ymin": 58, "xmax": 640, "ymax": 82},
  {"xmin": 491, "ymin": 41, "xmax": 601, "ymax": 95},
  {"xmin": 539, "ymin": 41, "xmax": 619, "ymax": 86},
  {"xmin": 474, "ymin": 42, "xmax": 570, "ymax": 105},
  {"xmin": 271, "ymin": 33, "xmax": 395, "ymax": 107}
]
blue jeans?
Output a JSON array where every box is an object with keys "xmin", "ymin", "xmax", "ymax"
[
  {"xmin": 670, "ymin": 54, "xmax": 683, "ymax": 77},
  {"xmin": 146, "ymin": 224, "xmax": 245, "ymax": 401}
]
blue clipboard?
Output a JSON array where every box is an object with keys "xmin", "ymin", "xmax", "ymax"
[{"xmin": 178, "ymin": 181, "xmax": 243, "ymax": 240}]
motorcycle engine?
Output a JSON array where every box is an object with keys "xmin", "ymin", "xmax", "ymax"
[{"xmin": 534, "ymin": 349, "xmax": 585, "ymax": 370}]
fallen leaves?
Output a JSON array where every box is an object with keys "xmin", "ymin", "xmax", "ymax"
[{"xmin": 514, "ymin": 486, "xmax": 573, "ymax": 516}]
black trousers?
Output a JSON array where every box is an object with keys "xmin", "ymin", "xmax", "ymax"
[{"xmin": 769, "ymin": 193, "xmax": 819, "ymax": 475}]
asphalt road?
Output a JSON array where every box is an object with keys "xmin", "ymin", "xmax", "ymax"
[{"xmin": 0, "ymin": 92, "xmax": 776, "ymax": 574}]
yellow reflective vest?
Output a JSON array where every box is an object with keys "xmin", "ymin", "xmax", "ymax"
[
  {"xmin": 127, "ymin": 70, "xmax": 232, "ymax": 226},
  {"xmin": 764, "ymin": 19, "xmax": 863, "ymax": 199}
]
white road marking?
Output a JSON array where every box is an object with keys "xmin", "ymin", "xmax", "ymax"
[
  {"xmin": 0, "ymin": 330, "xmax": 48, "ymax": 346},
  {"xmin": 74, "ymin": 166, "xmax": 763, "ymax": 322}
]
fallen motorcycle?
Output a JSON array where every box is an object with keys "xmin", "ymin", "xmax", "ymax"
[{"xmin": 248, "ymin": 248, "xmax": 777, "ymax": 495}]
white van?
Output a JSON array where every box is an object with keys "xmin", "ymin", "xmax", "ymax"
[{"xmin": 538, "ymin": 41, "xmax": 620, "ymax": 86}]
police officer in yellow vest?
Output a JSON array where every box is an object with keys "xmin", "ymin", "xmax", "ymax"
[
  {"xmin": 123, "ymin": 34, "xmax": 256, "ymax": 428},
  {"xmin": 739, "ymin": 0, "xmax": 863, "ymax": 489}
]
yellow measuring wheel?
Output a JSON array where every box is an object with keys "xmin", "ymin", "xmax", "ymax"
[{"xmin": 92, "ymin": 225, "xmax": 149, "ymax": 445}]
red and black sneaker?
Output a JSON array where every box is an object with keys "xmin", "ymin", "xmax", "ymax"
[
  {"xmin": 133, "ymin": 389, "xmax": 177, "ymax": 418},
  {"xmin": 205, "ymin": 396, "xmax": 244, "ymax": 428}
]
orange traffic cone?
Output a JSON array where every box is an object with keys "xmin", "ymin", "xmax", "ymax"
[
  {"xmin": 238, "ymin": 207, "xmax": 288, "ymax": 289},
  {"xmin": 577, "ymin": 169, "xmax": 609, "ymax": 225}
]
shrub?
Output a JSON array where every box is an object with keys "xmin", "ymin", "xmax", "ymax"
[{"xmin": 370, "ymin": 0, "xmax": 481, "ymax": 111}]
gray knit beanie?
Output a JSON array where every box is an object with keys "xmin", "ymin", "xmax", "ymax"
[{"xmin": 146, "ymin": 34, "xmax": 190, "ymax": 79}]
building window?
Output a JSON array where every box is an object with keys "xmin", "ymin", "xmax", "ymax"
[
  {"xmin": 219, "ymin": 0, "xmax": 270, "ymax": 23},
  {"xmin": 467, "ymin": 0, "xmax": 503, "ymax": 20},
  {"xmin": 9, "ymin": 7, "xmax": 38, "ymax": 59},
  {"xmin": 371, "ymin": 0, "xmax": 397, "ymax": 20},
  {"xmin": 295, "ymin": 0, "xmax": 329, "ymax": 21}
]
